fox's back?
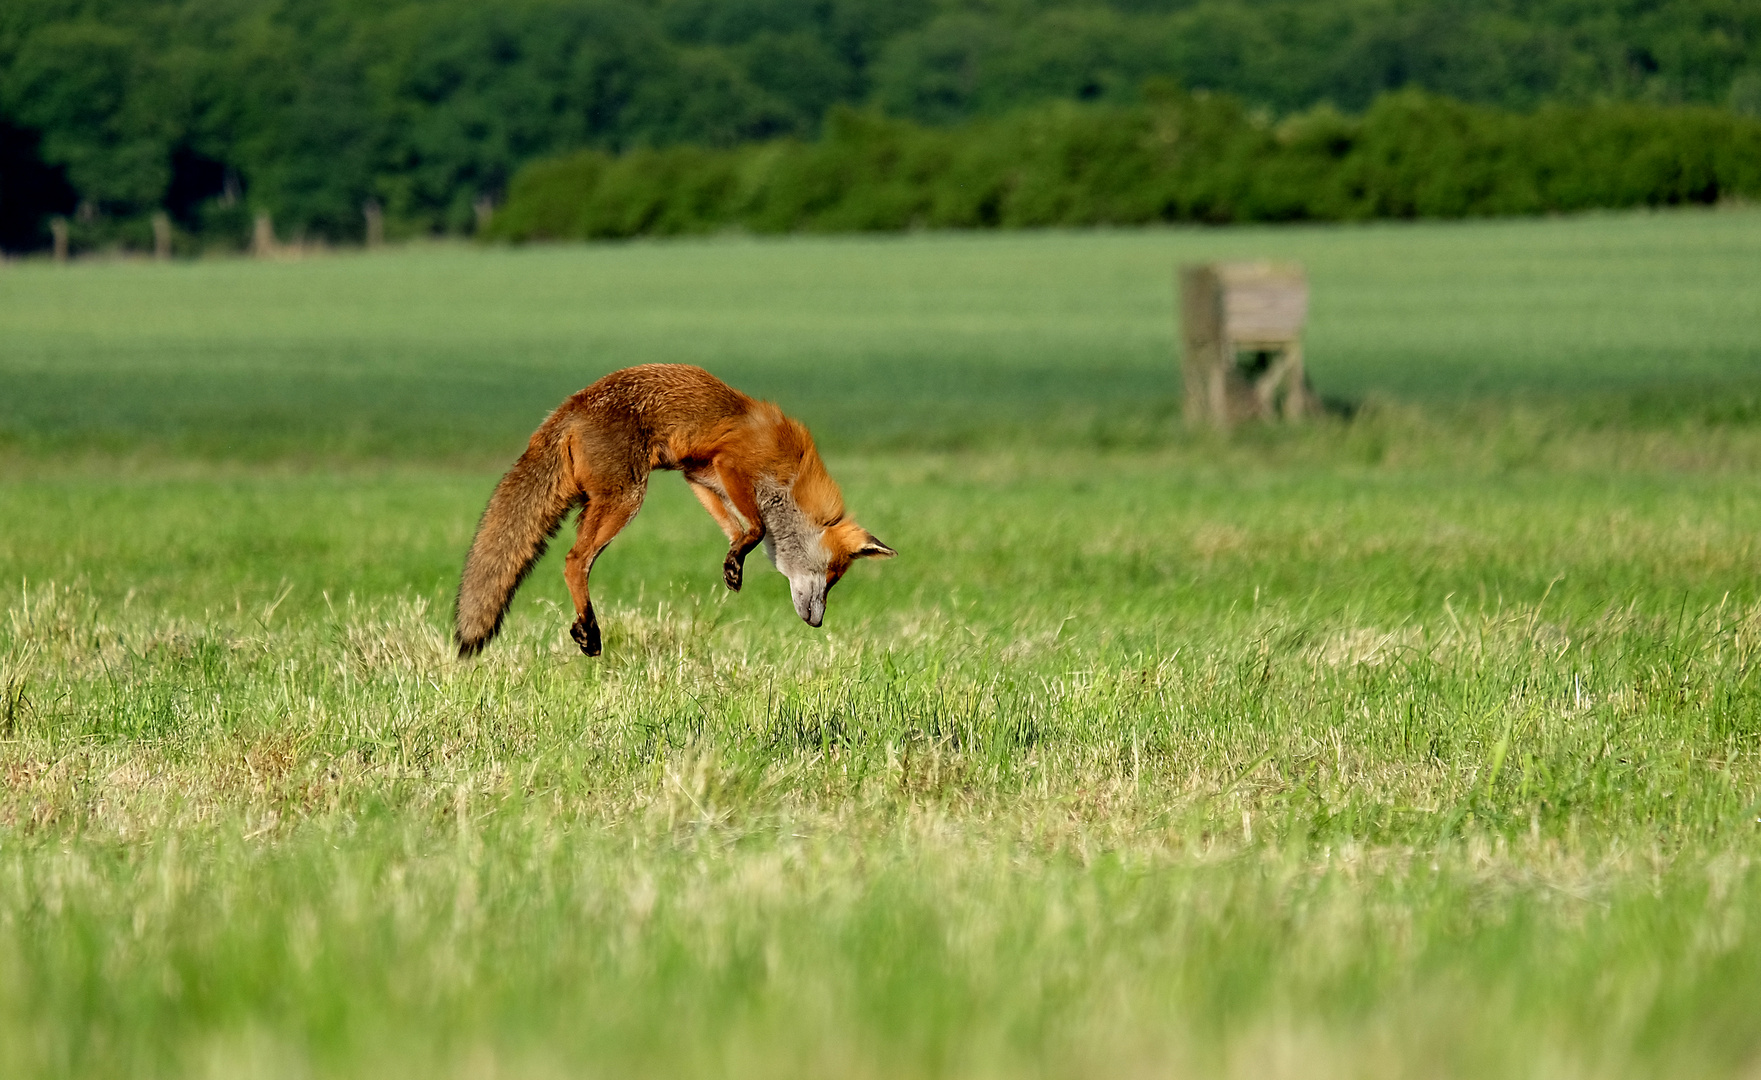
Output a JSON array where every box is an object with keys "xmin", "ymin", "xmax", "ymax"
[{"xmin": 566, "ymin": 364, "xmax": 753, "ymax": 437}]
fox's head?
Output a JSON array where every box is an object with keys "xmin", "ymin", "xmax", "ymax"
[
  {"xmin": 764, "ymin": 515, "xmax": 897, "ymax": 627},
  {"xmin": 759, "ymin": 425, "xmax": 896, "ymax": 628}
]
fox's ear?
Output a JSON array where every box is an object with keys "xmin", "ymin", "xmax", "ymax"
[{"xmin": 855, "ymin": 532, "xmax": 897, "ymax": 559}]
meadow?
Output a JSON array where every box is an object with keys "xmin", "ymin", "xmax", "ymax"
[{"xmin": 4, "ymin": 207, "xmax": 1761, "ymax": 1078}]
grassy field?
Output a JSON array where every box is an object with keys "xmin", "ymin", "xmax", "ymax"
[
  {"xmin": 5, "ymin": 207, "xmax": 1761, "ymax": 458},
  {"xmin": 4, "ymin": 208, "xmax": 1761, "ymax": 1078}
]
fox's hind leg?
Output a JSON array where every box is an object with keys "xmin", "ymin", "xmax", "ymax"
[{"xmin": 562, "ymin": 485, "xmax": 645, "ymax": 656}]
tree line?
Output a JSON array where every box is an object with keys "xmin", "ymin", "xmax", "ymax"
[
  {"xmin": 490, "ymin": 90, "xmax": 1761, "ymax": 239},
  {"xmin": 2, "ymin": 0, "xmax": 1759, "ymax": 253}
]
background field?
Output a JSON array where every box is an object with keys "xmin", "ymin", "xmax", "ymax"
[
  {"xmin": 7, "ymin": 207, "xmax": 1761, "ymax": 459},
  {"xmin": 5, "ymin": 208, "xmax": 1761, "ymax": 1078}
]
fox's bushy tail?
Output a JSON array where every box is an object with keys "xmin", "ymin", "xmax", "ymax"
[{"xmin": 455, "ymin": 437, "xmax": 576, "ymax": 657}]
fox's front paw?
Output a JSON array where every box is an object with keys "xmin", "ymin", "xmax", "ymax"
[
  {"xmin": 570, "ymin": 613, "xmax": 602, "ymax": 657},
  {"xmin": 723, "ymin": 552, "xmax": 744, "ymax": 592}
]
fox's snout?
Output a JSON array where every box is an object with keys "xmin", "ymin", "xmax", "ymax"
[{"xmin": 789, "ymin": 575, "xmax": 827, "ymax": 627}]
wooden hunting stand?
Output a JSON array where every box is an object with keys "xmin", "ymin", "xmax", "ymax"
[{"xmin": 1180, "ymin": 261, "xmax": 1318, "ymax": 427}]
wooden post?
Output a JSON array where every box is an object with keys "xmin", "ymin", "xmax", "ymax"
[
  {"xmin": 473, "ymin": 194, "xmax": 495, "ymax": 234},
  {"xmin": 1179, "ymin": 265, "xmax": 1228, "ymax": 428},
  {"xmin": 50, "ymin": 217, "xmax": 69, "ymax": 263},
  {"xmin": 1178, "ymin": 261, "xmax": 1317, "ymax": 428},
  {"xmin": 363, "ymin": 200, "xmax": 384, "ymax": 249},
  {"xmin": 152, "ymin": 211, "xmax": 172, "ymax": 260},
  {"xmin": 252, "ymin": 212, "xmax": 277, "ymax": 258}
]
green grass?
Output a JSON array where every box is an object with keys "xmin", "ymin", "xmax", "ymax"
[{"xmin": 5, "ymin": 209, "xmax": 1761, "ymax": 1078}]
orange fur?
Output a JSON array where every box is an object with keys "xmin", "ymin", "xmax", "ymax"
[{"xmin": 454, "ymin": 364, "xmax": 894, "ymax": 658}]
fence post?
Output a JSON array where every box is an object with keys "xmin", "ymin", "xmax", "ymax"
[
  {"xmin": 50, "ymin": 217, "xmax": 69, "ymax": 263},
  {"xmin": 363, "ymin": 200, "xmax": 384, "ymax": 249},
  {"xmin": 252, "ymin": 212, "xmax": 277, "ymax": 258},
  {"xmin": 152, "ymin": 211, "xmax": 173, "ymax": 260}
]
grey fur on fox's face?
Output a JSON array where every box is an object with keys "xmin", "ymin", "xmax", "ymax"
[{"xmin": 758, "ymin": 480, "xmax": 831, "ymax": 627}]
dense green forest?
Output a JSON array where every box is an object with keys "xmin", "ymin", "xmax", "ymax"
[{"xmin": 2, "ymin": 0, "xmax": 1759, "ymax": 252}]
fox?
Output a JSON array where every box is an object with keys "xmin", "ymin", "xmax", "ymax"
[{"xmin": 454, "ymin": 364, "xmax": 896, "ymax": 658}]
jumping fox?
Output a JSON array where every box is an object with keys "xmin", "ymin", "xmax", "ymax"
[{"xmin": 454, "ymin": 364, "xmax": 896, "ymax": 658}]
